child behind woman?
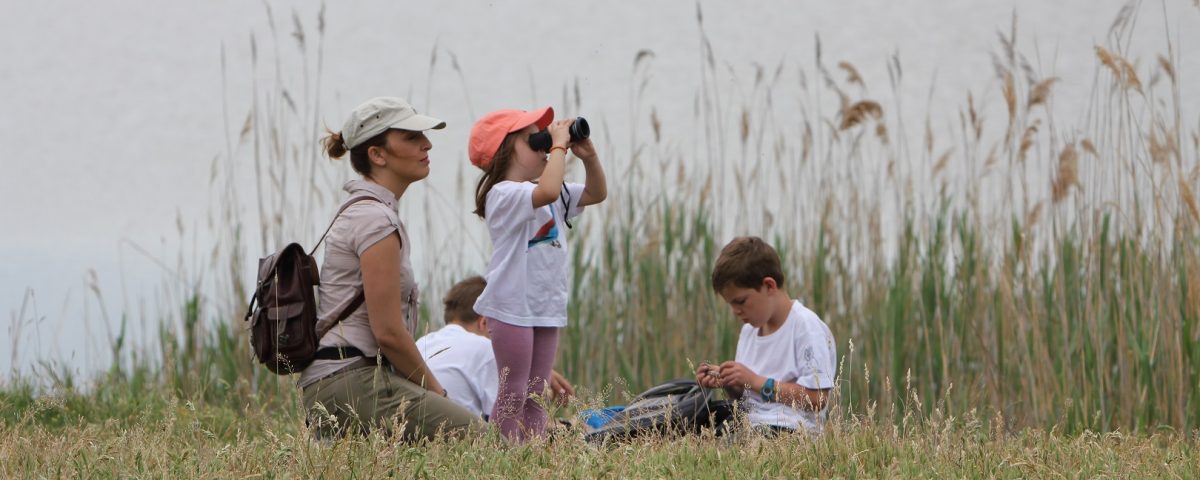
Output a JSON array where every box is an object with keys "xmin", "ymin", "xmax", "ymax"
[{"xmin": 467, "ymin": 107, "xmax": 607, "ymax": 441}]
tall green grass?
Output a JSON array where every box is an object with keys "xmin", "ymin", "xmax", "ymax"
[{"xmin": 5, "ymin": 3, "xmax": 1198, "ymax": 439}]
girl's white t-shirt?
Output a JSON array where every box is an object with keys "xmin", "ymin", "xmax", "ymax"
[
  {"xmin": 474, "ymin": 181, "xmax": 586, "ymax": 328},
  {"xmin": 735, "ymin": 300, "xmax": 837, "ymax": 434}
]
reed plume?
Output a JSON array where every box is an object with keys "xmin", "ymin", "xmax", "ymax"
[
  {"xmin": 838, "ymin": 61, "xmax": 864, "ymax": 88},
  {"xmin": 1027, "ymin": 77, "xmax": 1058, "ymax": 108},
  {"xmin": 1051, "ymin": 143, "xmax": 1079, "ymax": 204},
  {"xmin": 840, "ymin": 100, "xmax": 882, "ymax": 130}
]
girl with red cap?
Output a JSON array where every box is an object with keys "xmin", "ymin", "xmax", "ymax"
[{"xmin": 467, "ymin": 107, "xmax": 608, "ymax": 441}]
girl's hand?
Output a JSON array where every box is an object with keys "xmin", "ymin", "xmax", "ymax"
[
  {"xmin": 549, "ymin": 370, "xmax": 575, "ymax": 406},
  {"xmin": 570, "ymin": 137, "xmax": 598, "ymax": 162},
  {"xmin": 717, "ymin": 361, "xmax": 763, "ymax": 391},
  {"xmin": 547, "ymin": 119, "xmax": 572, "ymax": 149}
]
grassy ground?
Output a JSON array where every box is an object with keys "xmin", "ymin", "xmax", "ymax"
[{"xmin": 2, "ymin": 382, "xmax": 1196, "ymax": 478}]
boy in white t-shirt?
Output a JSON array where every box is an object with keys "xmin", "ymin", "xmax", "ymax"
[
  {"xmin": 417, "ymin": 276, "xmax": 575, "ymax": 418},
  {"xmin": 695, "ymin": 236, "xmax": 837, "ymax": 435}
]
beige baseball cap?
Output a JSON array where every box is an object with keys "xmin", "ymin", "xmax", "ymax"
[{"xmin": 341, "ymin": 97, "xmax": 446, "ymax": 149}]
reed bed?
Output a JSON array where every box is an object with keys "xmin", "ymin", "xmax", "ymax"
[{"xmin": 560, "ymin": 4, "xmax": 1200, "ymax": 435}]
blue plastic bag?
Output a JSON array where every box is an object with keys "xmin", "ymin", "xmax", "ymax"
[{"xmin": 580, "ymin": 406, "xmax": 626, "ymax": 429}]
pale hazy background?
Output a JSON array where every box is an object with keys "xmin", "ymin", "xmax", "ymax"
[{"xmin": 2, "ymin": 0, "xmax": 1197, "ymax": 378}]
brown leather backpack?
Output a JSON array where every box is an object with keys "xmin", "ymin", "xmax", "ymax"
[{"xmin": 243, "ymin": 196, "xmax": 378, "ymax": 374}]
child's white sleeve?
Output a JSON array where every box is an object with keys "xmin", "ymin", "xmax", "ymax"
[
  {"xmin": 795, "ymin": 325, "xmax": 836, "ymax": 390},
  {"xmin": 487, "ymin": 182, "xmax": 538, "ymax": 227},
  {"xmin": 564, "ymin": 182, "xmax": 587, "ymax": 220}
]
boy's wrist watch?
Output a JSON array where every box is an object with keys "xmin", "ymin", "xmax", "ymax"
[{"xmin": 761, "ymin": 377, "xmax": 776, "ymax": 402}]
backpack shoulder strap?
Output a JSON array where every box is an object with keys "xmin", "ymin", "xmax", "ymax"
[
  {"xmin": 317, "ymin": 289, "xmax": 365, "ymax": 339},
  {"xmin": 311, "ymin": 194, "xmax": 384, "ymax": 339},
  {"xmin": 308, "ymin": 195, "xmax": 383, "ymax": 256}
]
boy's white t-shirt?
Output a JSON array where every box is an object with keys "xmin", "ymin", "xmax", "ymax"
[
  {"xmin": 415, "ymin": 324, "xmax": 497, "ymax": 417},
  {"xmin": 735, "ymin": 300, "xmax": 837, "ymax": 434},
  {"xmin": 474, "ymin": 181, "xmax": 586, "ymax": 327}
]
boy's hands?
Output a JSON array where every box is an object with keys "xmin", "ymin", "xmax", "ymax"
[
  {"xmin": 715, "ymin": 361, "xmax": 764, "ymax": 391},
  {"xmin": 695, "ymin": 361, "xmax": 764, "ymax": 391},
  {"xmin": 695, "ymin": 362, "xmax": 722, "ymax": 388}
]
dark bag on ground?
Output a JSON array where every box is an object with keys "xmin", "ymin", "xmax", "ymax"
[
  {"xmin": 584, "ymin": 379, "xmax": 734, "ymax": 443},
  {"xmin": 243, "ymin": 197, "xmax": 377, "ymax": 374}
]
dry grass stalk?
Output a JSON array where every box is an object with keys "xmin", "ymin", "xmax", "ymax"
[
  {"xmin": 984, "ymin": 144, "xmax": 999, "ymax": 169},
  {"xmin": 1149, "ymin": 127, "xmax": 1174, "ymax": 164},
  {"xmin": 801, "ymin": 122, "xmax": 812, "ymax": 162},
  {"xmin": 650, "ymin": 108, "xmax": 661, "ymax": 143},
  {"xmin": 1002, "ymin": 72, "xmax": 1017, "ymax": 125},
  {"xmin": 968, "ymin": 93, "xmax": 982, "ymax": 140},
  {"xmin": 839, "ymin": 100, "xmax": 883, "ymax": 130},
  {"xmin": 1081, "ymin": 139, "xmax": 1098, "ymax": 156},
  {"xmin": 1095, "ymin": 46, "xmax": 1121, "ymax": 79},
  {"xmin": 1018, "ymin": 119, "xmax": 1040, "ymax": 163},
  {"xmin": 1120, "ymin": 58, "xmax": 1143, "ymax": 94},
  {"xmin": 925, "ymin": 117, "xmax": 934, "ymax": 155},
  {"xmin": 838, "ymin": 61, "xmax": 864, "ymax": 87},
  {"xmin": 1052, "ymin": 143, "xmax": 1080, "ymax": 204},
  {"xmin": 933, "ymin": 149, "xmax": 954, "ymax": 176},
  {"xmin": 1158, "ymin": 55, "xmax": 1175, "ymax": 84},
  {"xmin": 740, "ymin": 108, "xmax": 751, "ymax": 145},
  {"xmin": 1180, "ymin": 179, "xmax": 1200, "ymax": 224},
  {"xmin": 1025, "ymin": 201, "xmax": 1043, "ymax": 227},
  {"xmin": 1027, "ymin": 77, "xmax": 1058, "ymax": 108},
  {"xmin": 875, "ymin": 123, "xmax": 889, "ymax": 144},
  {"xmin": 1095, "ymin": 46, "xmax": 1143, "ymax": 93}
]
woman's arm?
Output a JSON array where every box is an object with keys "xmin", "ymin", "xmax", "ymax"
[{"xmin": 360, "ymin": 233, "xmax": 445, "ymax": 395}]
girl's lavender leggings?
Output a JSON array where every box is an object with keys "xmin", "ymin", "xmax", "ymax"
[{"xmin": 487, "ymin": 319, "xmax": 560, "ymax": 442}]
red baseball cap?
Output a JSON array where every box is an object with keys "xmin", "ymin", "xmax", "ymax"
[{"xmin": 468, "ymin": 107, "xmax": 554, "ymax": 169}]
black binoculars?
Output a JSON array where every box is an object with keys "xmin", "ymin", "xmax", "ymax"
[{"xmin": 528, "ymin": 117, "xmax": 590, "ymax": 152}]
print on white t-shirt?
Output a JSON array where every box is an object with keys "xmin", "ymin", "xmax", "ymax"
[{"xmin": 528, "ymin": 210, "xmax": 560, "ymax": 249}]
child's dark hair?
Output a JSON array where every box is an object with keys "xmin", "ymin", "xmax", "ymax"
[
  {"xmin": 711, "ymin": 236, "xmax": 786, "ymax": 291},
  {"xmin": 443, "ymin": 276, "xmax": 487, "ymax": 324},
  {"xmin": 473, "ymin": 134, "xmax": 520, "ymax": 218},
  {"xmin": 322, "ymin": 129, "xmax": 392, "ymax": 177}
]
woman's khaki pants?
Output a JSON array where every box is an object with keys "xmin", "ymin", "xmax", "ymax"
[{"xmin": 303, "ymin": 365, "xmax": 483, "ymax": 442}]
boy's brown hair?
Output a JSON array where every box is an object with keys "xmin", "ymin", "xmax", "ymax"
[
  {"xmin": 710, "ymin": 236, "xmax": 786, "ymax": 291},
  {"xmin": 443, "ymin": 276, "xmax": 487, "ymax": 324}
]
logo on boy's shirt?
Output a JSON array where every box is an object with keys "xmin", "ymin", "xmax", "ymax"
[{"xmin": 528, "ymin": 216, "xmax": 561, "ymax": 249}]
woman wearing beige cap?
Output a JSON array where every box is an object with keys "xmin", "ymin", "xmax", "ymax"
[{"xmin": 300, "ymin": 97, "xmax": 481, "ymax": 441}]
